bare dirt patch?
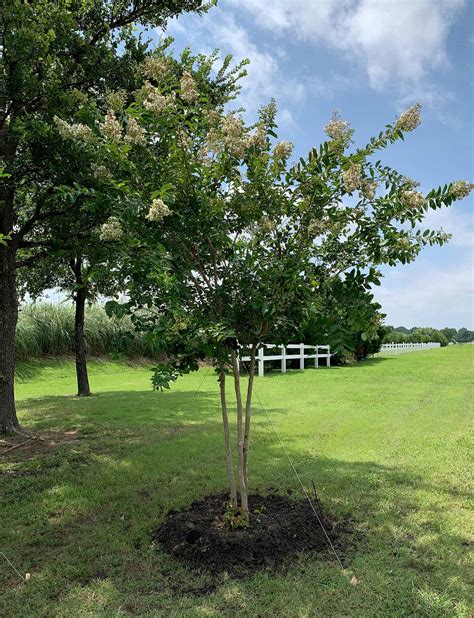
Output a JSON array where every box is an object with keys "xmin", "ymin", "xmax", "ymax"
[{"xmin": 154, "ymin": 492, "xmax": 348, "ymax": 576}]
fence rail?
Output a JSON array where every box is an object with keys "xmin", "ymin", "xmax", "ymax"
[
  {"xmin": 240, "ymin": 343, "xmax": 331, "ymax": 377},
  {"xmin": 375, "ymin": 342, "xmax": 441, "ymax": 356}
]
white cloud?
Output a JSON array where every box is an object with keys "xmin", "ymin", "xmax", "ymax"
[
  {"xmin": 232, "ymin": 0, "xmax": 465, "ymax": 100},
  {"xmin": 376, "ymin": 201, "xmax": 473, "ymax": 327},
  {"xmin": 166, "ymin": 12, "xmax": 307, "ymax": 120},
  {"xmin": 420, "ymin": 205, "xmax": 474, "ymax": 248},
  {"xmin": 374, "ymin": 250, "xmax": 473, "ymax": 328}
]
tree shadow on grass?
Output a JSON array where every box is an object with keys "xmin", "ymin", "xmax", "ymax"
[
  {"xmin": 15, "ymin": 358, "xmax": 76, "ymax": 382},
  {"xmin": 2, "ymin": 391, "xmax": 471, "ymax": 617},
  {"xmin": 17, "ymin": 389, "xmax": 221, "ymax": 432}
]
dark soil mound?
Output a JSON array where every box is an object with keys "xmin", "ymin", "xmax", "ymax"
[{"xmin": 154, "ymin": 492, "xmax": 346, "ymax": 576}]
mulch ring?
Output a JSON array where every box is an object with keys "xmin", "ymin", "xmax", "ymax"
[{"xmin": 154, "ymin": 491, "xmax": 349, "ymax": 576}]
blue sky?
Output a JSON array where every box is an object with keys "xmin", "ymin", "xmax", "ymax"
[{"xmin": 159, "ymin": 0, "xmax": 473, "ymax": 329}]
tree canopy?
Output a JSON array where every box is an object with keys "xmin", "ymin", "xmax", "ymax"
[{"xmin": 81, "ymin": 64, "xmax": 472, "ymax": 519}]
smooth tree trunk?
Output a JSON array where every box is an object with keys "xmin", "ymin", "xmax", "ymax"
[
  {"xmin": 231, "ymin": 348, "xmax": 249, "ymax": 522},
  {"xmin": 0, "ymin": 243, "xmax": 20, "ymax": 434},
  {"xmin": 70, "ymin": 259, "xmax": 91, "ymax": 397},
  {"xmin": 219, "ymin": 365, "xmax": 237, "ymax": 508},
  {"xmin": 243, "ymin": 344, "xmax": 257, "ymax": 490}
]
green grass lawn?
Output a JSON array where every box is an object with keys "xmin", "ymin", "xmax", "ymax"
[{"xmin": 1, "ymin": 347, "xmax": 473, "ymax": 617}]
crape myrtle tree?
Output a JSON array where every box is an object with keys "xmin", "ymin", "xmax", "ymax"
[
  {"xmin": 0, "ymin": 0, "xmax": 214, "ymax": 433},
  {"xmin": 100, "ymin": 68, "xmax": 472, "ymax": 523}
]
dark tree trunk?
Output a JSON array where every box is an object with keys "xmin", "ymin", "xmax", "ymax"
[
  {"xmin": 70, "ymin": 259, "xmax": 91, "ymax": 397},
  {"xmin": 0, "ymin": 123, "xmax": 20, "ymax": 433},
  {"xmin": 0, "ymin": 243, "xmax": 20, "ymax": 434}
]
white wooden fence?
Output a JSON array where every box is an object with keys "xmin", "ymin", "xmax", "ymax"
[
  {"xmin": 376, "ymin": 342, "xmax": 441, "ymax": 356},
  {"xmin": 240, "ymin": 343, "xmax": 331, "ymax": 377}
]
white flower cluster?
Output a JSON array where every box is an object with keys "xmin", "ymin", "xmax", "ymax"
[
  {"xmin": 101, "ymin": 109, "xmax": 122, "ymax": 142},
  {"xmin": 324, "ymin": 112, "xmax": 353, "ymax": 148},
  {"xmin": 401, "ymin": 190, "xmax": 425, "ymax": 209},
  {"xmin": 100, "ymin": 217, "xmax": 123, "ymax": 241},
  {"xmin": 395, "ymin": 103, "xmax": 422, "ymax": 132},
  {"xmin": 92, "ymin": 164, "xmax": 112, "ymax": 181},
  {"xmin": 222, "ymin": 114, "xmax": 247, "ymax": 158},
  {"xmin": 146, "ymin": 198, "xmax": 172, "ymax": 222},
  {"xmin": 273, "ymin": 140, "xmax": 293, "ymax": 160},
  {"xmin": 125, "ymin": 117, "xmax": 146, "ymax": 146},
  {"xmin": 205, "ymin": 127, "xmax": 222, "ymax": 155},
  {"xmin": 180, "ymin": 71, "xmax": 199, "ymax": 103},
  {"xmin": 143, "ymin": 88, "xmax": 173, "ymax": 114},
  {"xmin": 106, "ymin": 89, "xmax": 127, "ymax": 112},
  {"xmin": 260, "ymin": 217, "xmax": 277, "ymax": 234},
  {"xmin": 401, "ymin": 176, "xmax": 420, "ymax": 189},
  {"xmin": 201, "ymin": 116, "xmax": 269, "ymax": 159},
  {"xmin": 451, "ymin": 180, "xmax": 474, "ymax": 200},
  {"xmin": 308, "ymin": 219, "xmax": 324, "ymax": 237},
  {"xmin": 204, "ymin": 109, "xmax": 222, "ymax": 127},
  {"xmin": 177, "ymin": 129, "xmax": 192, "ymax": 151},
  {"xmin": 397, "ymin": 238, "xmax": 412, "ymax": 252},
  {"xmin": 342, "ymin": 164, "xmax": 362, "ymax": 193},
  {"xmin": 246, "ymin": 124, "xmax": 267, "ymax": 150},
  {"xmin": 141, "ymin": 56, "xmax": 170, "ymax": 81},
  {"xmin": 196, "ymin": 144, "xmax": 213, "ymax": 165},
  {"xmin": 200, "ymin": 115, "xmax": 270, "ymax": 159},
  {"xmin": 54, "ymin": 117, "xmax": 95, "ymax": 143},
  {"xmin": 361, "ymin": 180, "xmax": 377, "ymax": 200}
]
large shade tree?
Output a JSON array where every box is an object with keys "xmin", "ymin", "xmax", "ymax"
[
  {"xmin": 18, "ymin": 44, "xmax": 245, "ymax": 398},
  {"xmin": 0, "ymin": 0, "xmax": 214, "ymax": 433},
  {"xmin": 101, "ymin": 76, "xmax": 472, "ymax": 523}
]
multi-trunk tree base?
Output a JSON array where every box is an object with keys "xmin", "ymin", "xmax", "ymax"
[{"xmin": 155, "ymin": 491, "xmax": 344, "ymax": 576}]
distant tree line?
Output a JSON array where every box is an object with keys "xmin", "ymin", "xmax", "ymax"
[{"xmin": 383, "ymin": 326, "xmax": 474, "ymax": 346}]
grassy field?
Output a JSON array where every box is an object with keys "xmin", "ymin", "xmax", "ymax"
[{"xmin": 1, "ymin": 347, "xmax": 473, "ymax": 617}]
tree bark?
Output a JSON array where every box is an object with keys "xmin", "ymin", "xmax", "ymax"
[
  {"xmin": 243, "ymin": 343, "xmax": 257, "ymax": 490},
  {"xmin": 0, "ymin": 118, "xmax": 21, "ymax": 433},
  {"xmin": 0, "ymin": 243, "xmax": 20, "ymax": 434},
  {"xmin": 231, "ymin": 348, "xmax": 249, "ymax": 522},
  {"xmin": 219, "ymin": 365, "xmax": 237, "ymax": 509},
  {"xmin": 70, "ymin": 259, "xmax": 91, "ymax": 397}
]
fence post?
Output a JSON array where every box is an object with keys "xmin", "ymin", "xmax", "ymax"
[
  {"xmin": 315, "ymin": 345, "xmax": 319, "ymax": 368},
  {"xmin": 327, "ymin": 346, "xmax": 331, "ymax": 367},
  {"xmin": 281, "ymin": 345, "xmax": 286, "ymax": 373},
  {"xmin": 258, "ymin": 346, "xmax": 264, "ymax": 378},
  {"xmin": 300, "ymin": 343, "xmax": 305, "ymax": 370}
]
